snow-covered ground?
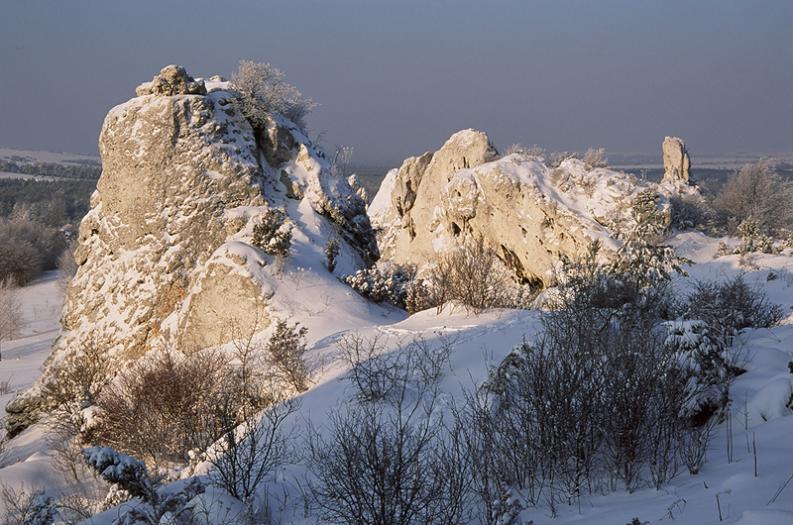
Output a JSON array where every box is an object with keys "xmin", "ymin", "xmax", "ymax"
[
  {"xmin": 0, "ymin": 272, "xmax": 68, "ymax": 500},
  {"xmin": 2, "ymin": 237, "xmax": 793, "ymax": 523}
]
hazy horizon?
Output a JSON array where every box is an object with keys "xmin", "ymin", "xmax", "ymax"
[{"xmin": 2, "ymin": 0, "xmax": 792, "ymax": 165}]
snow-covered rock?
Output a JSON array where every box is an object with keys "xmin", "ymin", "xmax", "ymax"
[
  {"xmin": 371, "ymin": 129, "xmax": 658, "ymax": 286},
  {"xmin": 662, "ymin": 135, "xmax": 691, "ymax": 185},
  {"xmin": 5, "ymin": 65, "xmax": 377, "ymax": 435}
]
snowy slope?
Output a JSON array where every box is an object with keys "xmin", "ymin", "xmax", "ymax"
[
  {"xmin": 0, "ymin": 273, "xmax": 69, "ymax": 504},
  {"xmin": 4, "ymin": 238, "xmax": 793, "ymax": 525}
]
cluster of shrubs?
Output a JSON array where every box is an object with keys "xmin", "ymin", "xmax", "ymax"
[
  {"xmin": 344, "ymin": 236, "xmax": 536, "ymax": 314},
  {"xmin": 0, "ymin": 210, "xmax": 69, "ymax": 285},
  {"xmin": 670, "ymin": 160, "xmax": 793, "ymax": 253},
  {"xmin": 320, "ymin": 256, "xmax": 780, "ymax": 523},
  {"xmin": 0, "ymin": 179, "xmax": 92, "ymax": 285}
]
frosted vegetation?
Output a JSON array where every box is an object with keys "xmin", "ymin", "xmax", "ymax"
[{"xmin": 1, "ymin": 62, "xmax": 793, "ymax": 525}]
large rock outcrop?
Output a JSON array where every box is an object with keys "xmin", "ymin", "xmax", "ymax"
[
  {"xmin": 6, "ymin": 65, "xmax": 376, "ymax": 435},
  {"xmin": 662, "ymin": 136, "xmax": 691, "ymax": 185},
  {"xmin": 370, "ymin": 130, "xmax": 656, "ymax": 287}
]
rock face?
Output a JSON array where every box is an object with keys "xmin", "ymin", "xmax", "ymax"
[
  {"xmin": 662, "ymin": 136, "xmax": 691, "ymax": 185},
  {"xmin": 370, "ymin": 130, "xmax": 655, "ymax": 287},
  {"xmin": 6, "ymin": 66, "xmax": 376, "ymax": 435},
  {"xmin": 135, "ymin": 64, "xmax": 207, "ymax": 96}
]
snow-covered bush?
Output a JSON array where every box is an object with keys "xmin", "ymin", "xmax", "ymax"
[
  {"xmin": 612, "ymin": 190, "xmax": 688, "ymax": 289},
  {"xmin": 343, "ymin": 264, "xmax": 414, "ymax": 307},
  {"xmin": 582, "ymin": 147, "xmax": 607, "ymax": 170},
  {"xmin": 669, "ymin": 194, "xmax": 713, "ymax": 232},
  {"xmin": 252, "ymin": 208, "xmax": 292, "ymax": 257},
  {"xmin": 662, "ymin": 320, "xmax": 729, "ymax": 424},
  {"xmin": 732, "ymin": 217, "xmax": 777, "ymax": 255},
  {"xmin": 713, "ymin": 160, "xmax": 793, "ymax": 237},
  {"xmin": 230, "ymin": 60, "xmax": 316, "ymax": 131},
  {"xmin": 323, "ymin": 238, "xmax": 340, "ymax": 273},
  {"xmin": 266, "ymin": 320, "xmax": 310, "ymax": 392},
  {"xmin": 82, "ymin": 446, "xmax": 204, "ymax": 525},
  {"xmin": 0, "ymin": 485, "xmax": 56, "ymax": 525},
  {"xmin": 678, "ymin": 275, "xmax": 784, "ymax": 347}
]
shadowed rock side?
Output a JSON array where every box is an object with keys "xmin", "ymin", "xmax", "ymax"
[
  {"xmin": 5, "ymin": 65, "xmax": 376, "ymax": 436},
  {"xmin": 370, "ymin": 129, "xmax": 675, "ymax": 287}
]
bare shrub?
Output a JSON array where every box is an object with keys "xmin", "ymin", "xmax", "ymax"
[
  {"xmin": 679, "ymin": 275, "xmax": 784, "ymax": 346},
  {"xmin": 206, "ymin": 393, "xmax": 299, "ymax": 517},
  {"xmin": 329, "ymin": 145, "xmax": 354, "ymax": 179},
  {"xmin": 230, "ymin": 60, "xmax": 317, "ymax": 131},
  {"xmin": 503, "ymin": 143, "xmax": 544, "ymax": 158},
  {"xmin": 0, "ymin": 237, "xmax": 40, "ymax": 286},
  {"xmin": 266, "ymin": 320, "xmax": 310, "ymax": 392},
  {"xmin": 90, "ymin": 351, "xmax": 237, "ymax": 469},
  {"xmin": 338, "ymin": 335, "xmax": 450, "ymax": 404},
  {"xmin": 309, "ymin": 336, "xmax": 469, "ymax": 525},
  {"xmin": 0, "ymin": 277, "xmax": 22, "ymax": 361},
  {"xmin": 41, "ymin": 338, "xmax": 113, "ymax": 437},
  {"xmin": 425, "ymin": 236, "xmax": 515, "ymax": 314},
  {"xmin": 252, "ymin": 208, "xmax": 292, "ymax": 257},
  {"xmin": 0, "ymin": 484, "xmax": 56, "ymax": 525},
  {"xmin": 0, "ymin": 211, "xmax": 65, "ymax": 277},
  {"xmin": 582, "ymin": 147, "xmax": 607, "ymax": 170},
  {"xmin": 678, "ymin": 417, "xmax": 717, "ymax": 475},
  {"xmin": 713, "ymin": 160, "xmax": 793, "ymax": 236},
  {"xmin": 548, "ymin": 151, "xmax": 578, "ymax": 168}
]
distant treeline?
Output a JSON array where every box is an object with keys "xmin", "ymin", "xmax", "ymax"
[
  {"xmin": 0, "ymin": 159, "xmax": 101, "ymax": 180},
  {"xmin": 0, "ymin": 179, "xmax": 95, "ymax": 228}
]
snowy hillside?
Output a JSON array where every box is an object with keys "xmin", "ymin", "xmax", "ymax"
[{"xmin": 2, "ymin": 238, "xmax": 793, "ymax": 524}]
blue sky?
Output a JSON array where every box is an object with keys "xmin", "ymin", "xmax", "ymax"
[{"xmin": 1, "ymin": 0, "xmax": 791, "ymax": 164}]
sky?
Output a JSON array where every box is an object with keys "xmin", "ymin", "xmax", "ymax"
[{"xmin": 1, "ymin": 0, "xmax": 792, "ymax": 165}]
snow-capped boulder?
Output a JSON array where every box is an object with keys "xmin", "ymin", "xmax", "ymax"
[
  {"xmin": 370, "ymin": 130, "xmax": 656, "ymax": 287},
  {"xmin": 662, "ymin": 136, "xmax": 691, "ymax": 185},
  {"xmin": 5, "ymin": 65, "xmax": 376, "ymax": 435}
]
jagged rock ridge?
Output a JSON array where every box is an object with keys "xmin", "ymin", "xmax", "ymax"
[{"xmin": 370, "ymin": 130, "xmax": 680, "ymax": 287}]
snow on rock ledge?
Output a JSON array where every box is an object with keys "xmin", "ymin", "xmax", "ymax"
[
  {"xmin": 371, "ymin": 129, "xmax": 662, "ymax": 287},
  {"xmin": 5, "ymin": 65, "xmax": 377, "ymax": 436}
]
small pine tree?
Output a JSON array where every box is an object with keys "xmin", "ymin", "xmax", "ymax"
[
  {"xmin": 735, "ymin": 216, "xmax": 776, "ymax": 254},
  {"xmin": 267, "ymin": 320, "xmax": 310, "ymax": 391},
  {"xmin": 324, "ymin": 238, "xmax": 340, "ymax": 273},
  {"xmin": 612, "ymin": 190, "xmax": 688, "ymax": 288},
  {"xmin": 252, "ymin": 209, "xmax": 292, "ymax": 257}
]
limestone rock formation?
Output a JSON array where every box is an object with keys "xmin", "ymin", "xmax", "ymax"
[
  {"xmin": 135, "ymin": 64, "xmax": 207, "ymax": 97},
  {"xmin": 6, "ymin": 66, "xmax": 376, "ymax": 435},
  {"xmin": 370, "ymin": 130, "xmax": 657, "ymax": 287},
  {"xmin": 662, "ymin": 136, "xmax": 691, "ymax": 185}
]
